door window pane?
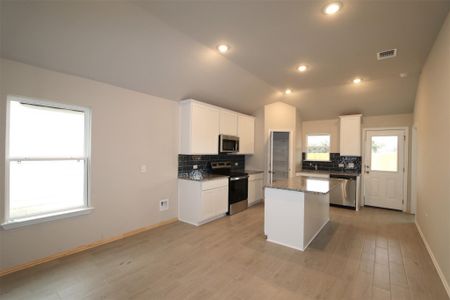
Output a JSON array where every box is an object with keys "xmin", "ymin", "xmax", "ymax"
[
  {"xmin": 9, "ymin": 160, "xmax": 85, "ymax": 219},
  {"xmin": 371, "ymin": 136, "xmax": 398, "ymax": 172}
]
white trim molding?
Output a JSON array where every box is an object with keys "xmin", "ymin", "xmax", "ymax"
[
  {"xmin": 4, "ymin": 95, "xmax": 92, "ymax": 224},
  {"xmin": 1, "ymin": 207, "xmax": 94, "ymax": 230},
  {"xmin": 361, "ymin": 127, "xmax": 409, "ymax": 212},
  {"xmin": 415, "ymin": 221, "xmax": 450, "ymax": 298}
]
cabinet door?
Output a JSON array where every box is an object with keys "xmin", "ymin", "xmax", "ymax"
[
  {"xmin": 238, "ymin": 115, "xmax": 255, "ymax": 154},
  {"xmin": 214, "ymin": 186, "xmax": 229, "ymax": 215},
  {"xmin": 201, "ymin": 189, "xmax": 217, "ymax": 220},
  {"xmin": 191, "ymin": 104, "xmax": 220, "ymax": 154},
  {"xmin": 340, "ymin": 115, "xmax": 361, "ymax": 156},
  {"xmin": 219, "ymin": 110, "xmax": 238, "ymax": 136},
  {"xmin": 201, "ymin": 186, "xmax": 228, "ymax": 221},
  {"xmin": 248, "ymin": 180, "xmax": 256, "ymax": 205}
]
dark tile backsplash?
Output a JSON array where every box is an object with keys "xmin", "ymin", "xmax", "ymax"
[
  {"xmin": 178, "ymin": 154, "xmax": 245, "ymax": 176},
  {"xmin": 302, "ymin": 152, "xmax": 361, "ymax": 173}
]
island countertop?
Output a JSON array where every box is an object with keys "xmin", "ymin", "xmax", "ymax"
[{"xmin": 265, "ymin": 176, "xmax": 342, "ymax": 194}]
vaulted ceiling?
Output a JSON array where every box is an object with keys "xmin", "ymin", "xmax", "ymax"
[{"xmin": 2, "ymin": 1, "xmax": 449, "ymax": 119}]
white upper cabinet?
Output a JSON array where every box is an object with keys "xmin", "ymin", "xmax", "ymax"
[
  {"xmin": 180, "ymin": 100, "xmax": 219, "ymax": 154},
  {"xmin": 179, "ymin": 99, "xmax": 255, "ymax": 155},
  {"xmin": 219, "ymin": 110, "xmax": 238, "ymax": 136},
  {"xmin": 339, "ymin": 114, "xmax": 362, "ymax": 156},
  {"xmin": 238, "ymin": 114, "xmax": 255, "ymax": 154}
]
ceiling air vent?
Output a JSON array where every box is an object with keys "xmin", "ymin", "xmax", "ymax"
[{"xmin": 377, "ymin": 49, "xmax": 397, "ymax": 60}]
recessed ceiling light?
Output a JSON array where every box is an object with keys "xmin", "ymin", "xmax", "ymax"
[
  {"xmin": 400, "ymin": 72, "xmax": 408, "ymax": 78},
  {"xmin": 297, "ymin": 64, "xmax": 308, "ymax": 72},
  {"xmin": 353, "ymin": 77, "xmax": 362, "ymax": 84},
  {"xmin": 284, "ymin": 89, "xmax": 292, "ymax": 95},
  {"xmin": 323, "ymin": 2, "xmax": 343, "ymax": 15},
  {"xmin": 217, "ymin": 44, "xmax": 229, "ymax": 54}
]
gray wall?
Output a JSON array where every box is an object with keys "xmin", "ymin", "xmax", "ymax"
[
  {"xmin": 414, "ymin": 12, "xmax": 450, "ymax": 292},
  {"xmin": 0, "ymin": 59, "xmax": 179, "ymax": 270}
]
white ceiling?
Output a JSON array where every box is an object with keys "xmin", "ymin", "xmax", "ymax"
[{"xmin": 2, "ymin": 1, "xmax": 449, "ymax": 120}]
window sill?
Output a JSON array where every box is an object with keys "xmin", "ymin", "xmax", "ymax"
[
  {"xmin": 303, "ymin": 160, "xmax": 332, "ymax": 163},
  {"xmin": 1, "ymin": 207, "xmax": 94, "ymax": 230}
]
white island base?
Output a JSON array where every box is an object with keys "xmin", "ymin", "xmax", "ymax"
[{"xmin": 264, "ymin": 187, "xmax": 330, "ymax": 251}]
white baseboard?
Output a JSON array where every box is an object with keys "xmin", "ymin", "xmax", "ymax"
[
  {"xmin": 266, "ymin": 238, "xmax": 304, "ymax": 251},
  {"xmin": 415, "ymin": 221, "xmax": 450, "ymax": 298}
]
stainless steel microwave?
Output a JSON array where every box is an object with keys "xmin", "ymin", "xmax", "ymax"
[{"xmin": 219, "ymin": 134, "xmax": 239, "ymax": 153}]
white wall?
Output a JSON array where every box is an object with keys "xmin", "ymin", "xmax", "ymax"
[
  {"xmin": 264, "ymin": 102, "xmax": 297, "ymax": 178},
  {"xmin": 0, "ymin": 59, "xmax": 179, "ymax": 271},
  {"xmin": 302, "ymin": 119, "xmax": 340, "ymax": 153},
  {"xmin": 245, "ymin": 102, "xmax": 297, "ymax": 178},
  {"xmin": 414, "ymin": 12, "xmax": 450, "ymax": 293},
  {"xmin": 295, "ymin": 110, "xmax": 302, "ymax": 171},
  {"xmin": 245, "ymin": 107, "xmax": 264, "ymax": 171}
]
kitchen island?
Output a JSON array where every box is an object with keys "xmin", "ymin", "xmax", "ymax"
[{"xmin": 264, "ymin": 176, "xmax": 341, "ymax": 251}]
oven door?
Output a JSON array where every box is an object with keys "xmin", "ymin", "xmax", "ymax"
[{"xmin": 229, "ymin": 176, "xmax": 248, "ymax": 204}]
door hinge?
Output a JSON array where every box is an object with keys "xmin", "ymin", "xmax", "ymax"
[
  {"xmin": 403, "ymin": 167, "xmax": 405, "ymax": 172},
  {"xmin": 404, "ymin": 135, "xmax": 406, "ymax": 141},
  {"xmin": 402, "ymin": 199, "xmax": 404, "ymax": 204}
]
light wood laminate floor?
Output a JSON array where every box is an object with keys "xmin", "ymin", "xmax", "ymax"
[{"xmin": 0, "ymin": 204, "xmax": 448, "ymax": 300}]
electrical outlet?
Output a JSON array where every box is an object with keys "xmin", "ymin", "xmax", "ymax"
[
  {"xmin": 160, "ymin": 199, "xmax": 169, "ymax": 211},
  {"xmin": 140, "ymin": 164, "xmax": 147, "ymax": 173},
  {"xmin": 347, "ymin": 163, "xmax": 355, "ymax": 169},
  {"xmin": 338, "ymin": 163, "xmax": 345, "ymax": 168},
  {"xmin": 193, "ymin": 165, "xmax": 198, "ymax": 170}
]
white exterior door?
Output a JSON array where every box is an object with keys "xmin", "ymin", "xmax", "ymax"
[{"xmin": 364, "ymin": 129, "xmax": 406, "ymax": 210}]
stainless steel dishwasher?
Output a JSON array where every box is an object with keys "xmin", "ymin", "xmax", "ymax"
[{"xmin": 329, "ymin": 174, "xmax": 357, "ymax": 208}]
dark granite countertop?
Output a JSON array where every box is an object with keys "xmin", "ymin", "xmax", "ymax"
[
  {"xmin": 265, "ymin": 176, "xmax": 343, "ymax": 194},
  {"xmin": 178, "ymin": 174, "xmax": 228, "ymax": 182}
]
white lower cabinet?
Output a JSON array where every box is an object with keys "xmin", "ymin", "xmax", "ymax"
[
  {"xmin": 178, "ymin": 178, "xmax": 228, "ymax": 226},
  {"xmin": 248, "ymin": 173, "xmax": 264, "ymax": 206}
]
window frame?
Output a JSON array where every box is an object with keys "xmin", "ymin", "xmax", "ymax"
[
  {"xmin": 3, "ymin": 95, "xmax": 92, "ymax": 227},
  {"xmin": 305, "ymin": 133, "xmax": 331, "ymax": 162}
]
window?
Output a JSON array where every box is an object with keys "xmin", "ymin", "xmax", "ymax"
[
  {"xmin": 306, "ymin": 134, "xmax": 330, "ymax": 161},
  {"xmin": 371, "ymin": 136, "xmax": 398, "ymax": 172},
  {"xmin": 5, "ymin": 96, "xmax": 91, "ymax": 225}
]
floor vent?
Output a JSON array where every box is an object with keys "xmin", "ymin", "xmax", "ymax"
[{"xmin": 377, "ymin": 49, "xmax": 397, "ymax": 60}]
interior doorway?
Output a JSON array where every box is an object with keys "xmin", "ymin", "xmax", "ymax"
[
  {"xmin": 363, "ymin": 128, "xmax": 408, "ymax": 211},
  {"xmin": 268, "ymin": 131, "xmax": 291, "ymax": 183}
]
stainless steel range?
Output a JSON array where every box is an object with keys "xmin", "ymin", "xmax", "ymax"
[{"xmin": 210, "ymin": 162, "xmax": 248, "ymax": 215}]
